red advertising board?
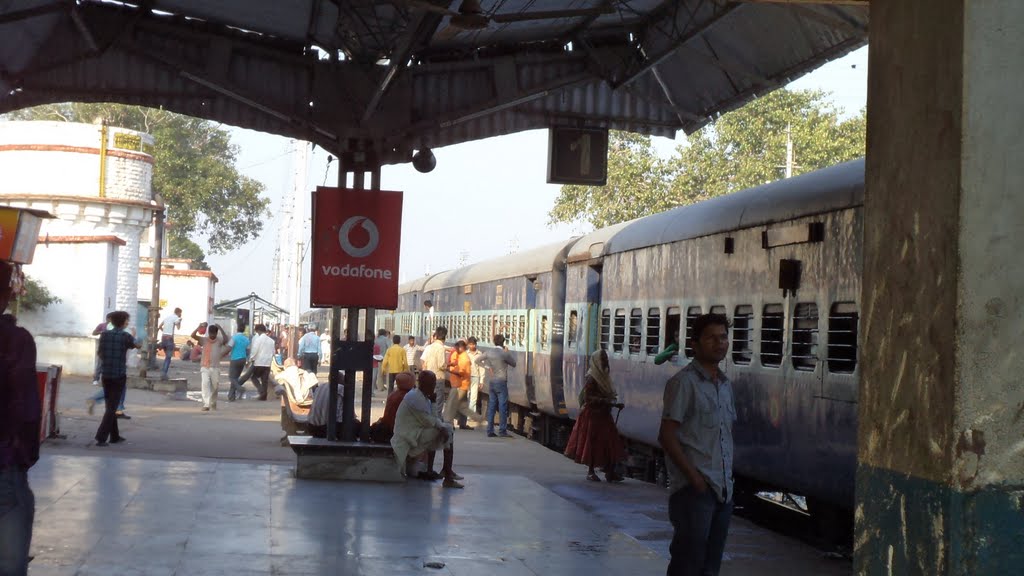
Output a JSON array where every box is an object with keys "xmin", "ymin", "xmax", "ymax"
[{"xmin": 310, "ymin": 187, "xmax": 403, "ymax": 309}]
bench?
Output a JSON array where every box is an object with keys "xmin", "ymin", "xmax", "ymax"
[
  {"xmin": 288, "ymin": 436, "xmax": 404, "ymax": 482},
  {"xmin": 129, "ymin": 376, "xmax": 188, "ymax": 394}
]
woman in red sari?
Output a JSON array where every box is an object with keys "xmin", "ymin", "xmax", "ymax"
[{"xmin": 565, "ymin": 349, "xmax": 626, "ymax": 482}]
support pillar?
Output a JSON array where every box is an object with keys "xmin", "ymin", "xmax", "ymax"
[{"xmin": 857, "ymin": 0, "xmax": 1024, "ymax": 573}]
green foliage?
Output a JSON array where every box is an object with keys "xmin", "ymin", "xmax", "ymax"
[
  {"xmin": 17, "ymin": 276, "xmax": 60, "ymax": 312},
  {"xmin": 548, "ymin": 131, "xmax": 675, "ymax": 229},
  {"xmin": 5, "ymin": 103, "xmax": 270, "ymax": 256},
  {"xmin": 169, "ymin": 236, "xmax": 211, "ymax": 271},
  {"xmin": 548, "ymin": 89, "xmax": 866, "ymax": 229}
]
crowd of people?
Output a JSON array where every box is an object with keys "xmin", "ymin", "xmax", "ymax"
[{"xmin": 1, "ymin": 251, "xmax": 737, "ymax": 576}]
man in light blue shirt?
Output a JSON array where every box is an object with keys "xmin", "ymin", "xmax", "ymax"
[
  {"xmin": 298, "ymin": 326, "xmax": 321, "ymax": 375},
  {"xmin": 227, "ymin": 321, "xmax": 250, "ymax": 401}
]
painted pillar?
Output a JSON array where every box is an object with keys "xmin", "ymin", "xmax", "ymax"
[{"xmin": 857, "ymin": 0, "xmax": 1024, "ymax": 573}]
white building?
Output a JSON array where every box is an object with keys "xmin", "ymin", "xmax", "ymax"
[
  {"xmin": 138, "ymin": 258, "xmax": 218, "ymax": 340},
  {"xmin": 0, "ymin": 120, "xmax": 217, "ymax": 374}
]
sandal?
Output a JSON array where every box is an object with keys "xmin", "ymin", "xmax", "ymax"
[
  {"xmin": 442, "ymin": 478, "xmax": 465, "ymax": 489},
  {"xmin": 587, "ymin": 472, "xmax": 601, "ymax": 482}
]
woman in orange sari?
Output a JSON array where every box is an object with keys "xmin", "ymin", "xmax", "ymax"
[{"xmin": 565, "ymin": 349, "xmax": 626, "ymax": 482}]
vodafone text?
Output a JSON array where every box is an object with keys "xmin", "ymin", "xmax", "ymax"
[{"xmin": 321, "ymin": 264, "xmax": 393, "ymax": 280}]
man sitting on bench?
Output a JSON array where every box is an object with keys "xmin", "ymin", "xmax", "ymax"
[
  {"xmin": 391, "ymin": 370, "xmax": 463, "ymax": 489},
  {"xmin": 370, "ymin": 371, "xmax": 415, "ymax": 443},
  {"xmin": 308, "ymin": 379, "xmax": 360, "ymax": 439}
]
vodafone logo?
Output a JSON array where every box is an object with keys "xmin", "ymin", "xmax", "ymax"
[{"xmin": 338, "ymin": 216, "xmax": 380, "ymax": 258}]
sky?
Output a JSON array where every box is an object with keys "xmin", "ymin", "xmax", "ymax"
[{"xmin": 205, "ymin": 46, "xmax": 869, "ymax": 315}]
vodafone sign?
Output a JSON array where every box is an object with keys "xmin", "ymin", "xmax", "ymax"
[{"xmin": 310, "ymin": 187, "xmax": 403, "ymax": 309}]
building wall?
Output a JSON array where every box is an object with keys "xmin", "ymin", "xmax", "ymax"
[
  {"xmin": 19, "ymin": 240, "xmax": 120, "ymax": 375},
  {"xmin": 138, "ymin": 271, "xmax": 217, "ymax": 334},
  {"xmin": 0, "ymin": 121, "xmax": 156, "ymax": 313}
]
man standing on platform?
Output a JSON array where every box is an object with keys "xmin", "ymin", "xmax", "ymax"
[
  {"xmin": 227, "ymin": 321, "xmax": 250, "ymax": 402},
  {"xmin": 475, "ymin": 334, "xmax": 516, "ymax": 438},
  {"xmin": 658, "ymin": 313, "xmax": 734, "ymax": 576},
  {"xmin": 298, "ymin": 326, "xmax": 321, "ymax": 375},
  {"xmin": 373, "ymin": 329, "xmax": 392, "ymax": 392},
  {"xmin": 94, "ymin": 311, "xmax": 138, "ymax": 446},
  {"xmin": 159, "ymin": 307, "xmax": 181, "ymax": 379},
  {"xmin": 0, "ymin": 261, "xmax": 40, "ymax": 576},
  {"xmin": 248, "ymin": 324, "xmax": 275, "ymax": 401},
  {"xmin": 404, "ymin": 335, "xmax": 421, "ymax": 375},
  {"xmin": 381, "ymin": 334, "xmax": 409, "ymax": 395}
]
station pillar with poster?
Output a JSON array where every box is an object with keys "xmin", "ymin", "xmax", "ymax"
[{"xmin": 310, "ymin": 147, "xmax": 403, "ymax": 442}]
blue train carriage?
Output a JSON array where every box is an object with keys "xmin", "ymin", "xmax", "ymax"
[
  {"xmin": 418, "ymin": 240, "xmax": 577, "ymax": 439},
  {"xmin": 590, "ymin": 159, "xmax": 864, "ymax": 512},
  {"xmin": 382, "ymin": 276, "xmax": 438, "ymax": 344}
]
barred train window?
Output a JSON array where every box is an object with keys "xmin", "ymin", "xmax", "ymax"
[
  {"xmin": 613, "ymin": 309, "xmax": 626, "ymax": 354},
  {"xmin": 600, "ymin": 309, "xmax": 611, "ymax": 350},
  {"xmin": 684, "ymin": 306, "xmax": 702, "ymax": 358},
  {"xmin": 540, "ymin": 315, "xmax": 549, "ymax": 351},
  {"xmin": 568, "ymin": 310, "xmax": 578, "ymax": 347},
  {"xmin": 646, "ymin": 308, "xmax": 661, "ymax": 355},
  {"xmin": 518, "ymin": 315, "xmax": 527, "ymax": 347},
  {"xmin": 732, "ymin": 305, "xmax": 753, "ymax": 365},
  {"xmin": 666, "ymin": 307, "xmax": 681, "ymax": 358},
  {"xmin": 629, "ymin": 308, "xmax": 643, "ymax": 355},
  {"xmin": 791, "ymin": 303, "xmax": 819, "ymax": 371},
  {"xmin": 761, "ymin": 304, "xmax": 785, "ymax": 367},
  {"xmin": 828, "ymin": 302, "xmax": 859, "ymax": 373}
]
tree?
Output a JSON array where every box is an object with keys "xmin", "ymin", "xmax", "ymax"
[
  {"xmin": 169, "ymin": 237, "xmax": 211, "ymax": 271},
  {"xmin": 548, "ymin": 89, "xmax": 866, "ymax": 228},
  {"xmin": 5, "ymin": 103, "xmax": 269, "ymax": 258},
  {"xmin": 16, "ymin": 276, "xmax": 60, "ymax": 312},
  {"xmin": 548, "ymin": 131, "xmax": 675, "ymax": 229}
]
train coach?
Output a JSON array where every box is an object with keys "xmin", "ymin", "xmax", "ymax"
[{"xmin": 383, "ymin": 159, "xmax": 865, "ymax": 515}]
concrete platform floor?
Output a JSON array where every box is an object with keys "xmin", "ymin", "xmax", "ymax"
[{"xmin": 27, "ymin": 369, "xmax": 852, "ymax": 575}]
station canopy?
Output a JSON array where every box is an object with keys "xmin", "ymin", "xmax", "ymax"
[{"xmin": 0, "ymin": 0, "xmax": 867, "ymax": 164}]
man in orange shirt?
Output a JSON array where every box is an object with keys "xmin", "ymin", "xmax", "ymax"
[{"xmin": 444, "ymin": 340, "xmax": 483, "ymax": 430}]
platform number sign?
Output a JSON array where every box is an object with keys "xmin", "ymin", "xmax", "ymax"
[{"xmin": 547, "ymin": 127, "xmax": 609, "ymax": 186}]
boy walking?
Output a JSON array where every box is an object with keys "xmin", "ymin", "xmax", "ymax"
[{"xmin": 94, "ymin": 311, "xmax": 138, "ymax": 446}]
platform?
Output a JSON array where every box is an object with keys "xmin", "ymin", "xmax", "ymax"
[{"xmin": 30, "ymin": 374, "xmax": 853, "ymax": 575}]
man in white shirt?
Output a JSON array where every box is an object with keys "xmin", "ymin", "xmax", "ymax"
[
  {"xmin": 319, "ymin": 329, "xmax": 330, "ymax": 366},
  {"xmin": 404, "ymin": 336, "xmax": 421, "ymax": 374},
  {"xmin": 391, "ymin": 370, "xmax": 463, "ymax": 489},
  {"xmin": 159, "ymin": 307, "xmax": 182, "ymax": 379},
  {"xmin": 247, "ymin": 324, "xmax": 276, "ymax": 401}
]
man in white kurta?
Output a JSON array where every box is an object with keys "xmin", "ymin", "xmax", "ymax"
[{"xmin": 391, "ymin": 370, "xmax": 463, "ymax": 489}]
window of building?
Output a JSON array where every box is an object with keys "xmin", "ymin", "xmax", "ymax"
[
  {"xmin": 540, "ymin": 315, "xmax": 549, "ymax": 350},
  {"xmin": 684, "ymin": 306, "xmax": 703, "ymax": 357},
  {"xmin": 600, "ymin": 309, "xmax": 611, "ymax": 351},
  {"xmin": 666, "ymin": 307, "xmax": 681, "ymax": 359},
  {"xmin": 613, "ymin": 309, "xmax": 626, "ymax": 354},
  {"xmin": 828, "ymin": 302, "xmax": 859, "ymax": 373},
  {"xmin": 732, "ymin": 306, "xmax": 753, "ymax": 364},
  {"xmin": 792, "ymin": 303, "xmax": 819, "ymax": 371},
  {"xmin": 568, "ymin": 310, "xmax": 579, "ymax": 347},
  {"xmin": 628, "ymin": 308, "xmax": 643, "ymax": 355},
  {"xmin": 761, "ymin": 304, "xmax": 785, "ymax": 367},
  {"xmin": 646, "ymin": 308, "xmax": 661, "ymax": 355}
]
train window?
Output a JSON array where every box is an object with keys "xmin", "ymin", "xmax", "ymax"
[
  {"xmin": 646, "ymin": 308, "xmax": 661, "ymax": 355},
  {"xmin": 629, "ymin": 308, "xmax": 643, "ymax": 355},
  {"xmin": 613, "ymin": 309, "xmax": 626, "ymax": 354},
  {"xmin": 732, "ymin": 306, "xmax": 754, "ymax": 365},
  {"xmin": 665, "ymin": 307, "xmax": 681, "ymax": 359},
  {"xmin": 761, "ymin": 304, "xmax": 785, "ymax": 367},
  {"xmin": 684, "ymin": 307, "xmax": 702, "ymax": 358},
  {"xmin": 600, "ymin": 309, "xmax": 611, "ymax": 350},
  {"xmin": 540, "ymin": 315, "xmax": 549, "ymax": 351},
  {"xmin": 792, "ymin": 303, "xmax": 819, "ymax": 371},
  {"xmin": 710, "ymin": 305, "xmax": 726, "ymax": 317},
  {"xmin": 489, "ymin": 315, "xmax": 496, "ymax": 344},
  {"xmin": 828, "ymin": 302, "xmax": 859, "ymax": 373},
  {"xmin": 518, "ymin": 315, "xmax": 527, "ymax": 347},
  {"xmin": 568, "ymin": 310, "xmax": 579, "ymax": 347}
]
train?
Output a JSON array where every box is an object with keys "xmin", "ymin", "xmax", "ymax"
[{"xmin": 379, "ymin": 159, "xmax": 864, "ymax": 515}]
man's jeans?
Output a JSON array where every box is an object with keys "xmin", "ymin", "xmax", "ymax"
[
  {"xmin": 160, "ymin": 335, "xmax": 175, "ymax": 376},
  {"xmin": 486, "ymin": 379, "xmax": 509, "ymax": 435},
  {"xmin": 667, "ymin": 486, "xmax": 733, "ymax": 576},
  {"xmin": 301, "ymin": 353, "xmax": 319, "ymax": 375},
  {"xmin": 0, "ymin": 466, "xmax": 33, "ymax": 576},
  {"xmin": 228, "ymin": 358, "xmax": 247, "ymax": 400}
]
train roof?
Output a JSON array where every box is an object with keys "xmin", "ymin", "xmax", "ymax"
[
  {"xmin": 423, "ymin": 239, "xmax": 579, "ymax": 291},
  {"xmin": 607, "ymin": 158, "xmax": 865, "ymax": 255},
  {"xmin": 566, "ymin": 220, "xmax": 634, "ymax": 263},
  {"xmin": 398, "ymin": 275, "xmax": 435, "ymax": 295}
]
